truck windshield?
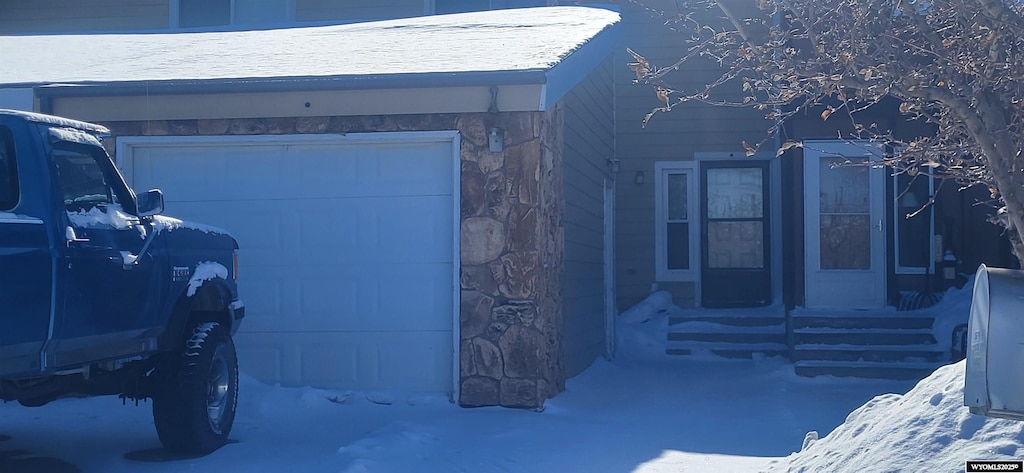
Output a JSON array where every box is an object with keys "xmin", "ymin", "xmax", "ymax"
[{"xmin": 52, "ymin": 148, "xmax": 115, "ymax": 210}]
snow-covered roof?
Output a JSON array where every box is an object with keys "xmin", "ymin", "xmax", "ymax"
[{"xmin": 0, "ymin": 7, "xmax": 620, "ymax": 96}]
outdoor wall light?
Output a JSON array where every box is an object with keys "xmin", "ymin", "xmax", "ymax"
[
  {"xmin": 607, "ymin": 158, "xmax": 621, "ymax": 175},
  {"xmin": 488, "ymin": 127, "xmax": 504, "ymax": 153},
  {"xmin": 635, "ymin": 171, "xmax": 645, "ymax": 185}
]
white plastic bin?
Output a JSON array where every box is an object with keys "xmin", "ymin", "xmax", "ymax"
[{"xmin": 964, "ymin": 264, "xmax": 1024, "ymax": 420}]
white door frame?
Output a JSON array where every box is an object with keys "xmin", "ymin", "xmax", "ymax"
[
  {"xmin": 803, "ymin": 140, "xmax": 887, "ymax": 310},
  {"xmin": 116, "ymin": 132, "xmax": 462, "ymax": 398}
]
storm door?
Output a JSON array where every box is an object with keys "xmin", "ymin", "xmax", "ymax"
[
  {"xmin": 700, "ymin": 161, "xmax": 771, "ymax": 307},
  {"xmin": 803, "ymin": 141, "xmax": 886, "ymax": 309}
]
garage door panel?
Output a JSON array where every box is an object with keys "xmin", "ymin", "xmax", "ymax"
[
  {"xmin": 132, "ymin": 145, "xmax": 284, "ymax": 201},
  {"xmin": 237, "ymin": 277, "xmax": 286, "ymax": 324},
  {"xmin": 162, "ymin": 200, "xmax": 287, "ymax": 252},
  {"xmin": 131, "ymin": 141, "xmax": 452, "ymax": 202},
  {"xmin": 235, "ymin": 331, "xmax": 452, "ymax": 392},
  {"xmin": 300, "ymin": 332, "xmax": 452, "ymax": 392},
  {"xmin": 295, "ymin": 142, "xmax": 453, "ymax": 195},
  {"xmin": 296, "ymin": 196, "xmax": 453, "ymax": 264},
  {"xmin": 167, "ymin": 197, "xmax": 453, "ymax": 265},
  {"xmin": 299, "ymin": 265, "xmax": 452, "ymax": 332},
  {"xmin": 239, "ymin": 262, "xmax": 452, "ymax": 332}
]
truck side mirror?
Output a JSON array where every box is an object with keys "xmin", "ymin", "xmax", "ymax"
[
  {"xmin": 136, "ymin": 189, "xmax": 164, "ymax": 217},
  {"xmin": 964, "ymin": 264, "xmax": 1024, "ymax": 421}
]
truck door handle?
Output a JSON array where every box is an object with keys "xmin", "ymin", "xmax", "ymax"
[{"xmin": 65, "ymin": 226, "xmax": 89, "ymax": 246}]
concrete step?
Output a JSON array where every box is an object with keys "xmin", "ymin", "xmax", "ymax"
[
  {"xmin": 794, "ymin": 360, "xmax": 945, "ymax": 379},
  {"xmin": 793, "ymin": 344, "xmax": 947, "ymax": 363},
  {"xmin": 669, "ymin": 320, "xmax": 786, "ymax": 334},
  {"xmin": 668, "ymin": 330, "xmax": 787, "ymax": 344},
  {"xmin": 790, "ymin": 314, "xmax": 933, "ymax": 330},
  {"xmin": 669, "ymin": 315, "xmax": 786, "ymax": 327},
  {"xmin": 666, "ymin": 341, "xmax": 789, "ymax": 359},
  {"xmin": 792, "ymin": 327, "xmax": 937, "ymax": 346}
]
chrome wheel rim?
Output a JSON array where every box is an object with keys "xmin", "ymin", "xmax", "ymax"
[{"xmin": 206, "ymin": 346, "xmax": 230, "ymax": 432}]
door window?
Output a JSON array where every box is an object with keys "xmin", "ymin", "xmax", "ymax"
[
  {"xmin": 705, "ymin": 167, "xmax": 764, "ymax": 269},
  {"xmin": 52, "ymin": 148, "xmax": 116, "ymax": 211},
  {"xmin": 178, "ymin": 0, "xmax": 231, "ymax": 27},
  {"xmin": 655, "ymin": 162, "xmax": 698, "ymax": 281},
  {"xmin": 894, "ymin": 171, "xmax": 933, "ymax": 273},
  {"xmin": 818, "ymin": 157, "xmax": 871, "ymax": 269}
]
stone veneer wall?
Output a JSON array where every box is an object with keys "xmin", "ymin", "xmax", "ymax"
[
  {"xmin": 459, "ymin": 105, "xmax": 565, "ymax": 408},
  {"xmin": 100, "ymin": 110, "xmax": 565, "ymax": 409}
]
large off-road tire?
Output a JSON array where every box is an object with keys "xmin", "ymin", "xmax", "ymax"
[{"xmin": 152, "ymin": 322, "xmax": 239, "ymax": 454}]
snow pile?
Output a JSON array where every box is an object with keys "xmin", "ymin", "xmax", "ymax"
[
  {"xmin": 923, "ymin": 275, "xmax": 975, "ymax": 353},
  {"xmin": 620, "ymin": 290, "xmax": 675, "ymax": 324},
  {"xmin": 615, "ymin": 290, "xmax": 679, "ymax": 360},
  {"xmin": 768, "ymin": 360, "xmax": 1024, "ymax": 472}
]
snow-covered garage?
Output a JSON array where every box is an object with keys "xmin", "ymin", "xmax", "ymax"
[{"xmin": 0, "ymin": 6, "xmax": 621, "ymax": 408}]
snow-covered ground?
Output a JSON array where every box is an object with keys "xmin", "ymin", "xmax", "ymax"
[{"xmin": 2, "ymin": 285, "xmax": 1020, "ymax": 473}]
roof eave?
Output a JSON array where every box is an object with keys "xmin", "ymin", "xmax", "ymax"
[
  {"xmin": 540, "ymin": 19, "xmax": 622, "ymax": 110},
  {"xmin": 31, "ymin": 70, "xmax": 550, "ymax": 98}
]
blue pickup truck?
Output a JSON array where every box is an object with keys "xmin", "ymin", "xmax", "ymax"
[{"xmin": 0, "ymin": 109, "xmax": 244, "ymax": 454}]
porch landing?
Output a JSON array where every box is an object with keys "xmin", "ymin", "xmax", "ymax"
[{"xmin": 666, "ymin": 306, "xmax": 949, "ymax": 379}]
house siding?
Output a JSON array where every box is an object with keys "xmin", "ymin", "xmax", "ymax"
[
  {"xmin": 295, "ymin": 0, "xmax": 424, "ymax": 21},
  {"xmin": 610, "ymin": 0, "xmax": 772, "ymax": 310},
  {"xmin": 560, "ymin": 57, "xmax": 614, "ymax": 377},
  {"xmin": 0, "ymin": 0, "xmax": 425, "ymax": 33},
  {"xmin": 0, "ymin": 0, "xmax": 170, "ymax": 33}
]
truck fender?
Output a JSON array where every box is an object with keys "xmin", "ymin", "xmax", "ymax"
[{"xmin": 160, "ymin": 280, "xmax": 234, "ymax": 352}]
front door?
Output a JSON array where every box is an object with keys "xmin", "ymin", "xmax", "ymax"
[
  {"xmin": 701, "ymin": 161, "xmax": 771, "ymax": 307},
  {"xmin": 804, "ymin": 141, "xmax": 887, "ymax": 309}
]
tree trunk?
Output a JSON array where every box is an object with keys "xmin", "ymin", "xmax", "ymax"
[
  {"xmin": 994, "ymin": 171, "xmax": 1024, "ymax": 268},
  {"xmin": 943, "ymin": 90, "xmax": 1024, "ymax": 268}
]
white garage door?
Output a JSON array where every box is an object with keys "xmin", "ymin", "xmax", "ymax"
[{"xmin": 121, "ymin": 133, "xmax": 458, "ymax": 393}]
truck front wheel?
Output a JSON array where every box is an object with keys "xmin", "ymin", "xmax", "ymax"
[{"xmin": 152, "ymin": 321, "xmax": 239, "ymax": 454}]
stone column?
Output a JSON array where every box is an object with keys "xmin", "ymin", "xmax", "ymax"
[{"xmin": 458, "ymin": 110, "xmax": 563, "ymax": 408}]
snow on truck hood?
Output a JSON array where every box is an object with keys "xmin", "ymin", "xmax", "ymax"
[{"xmin": 152, "ymin": 215, "xmax": 231, "ymax": 237}]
